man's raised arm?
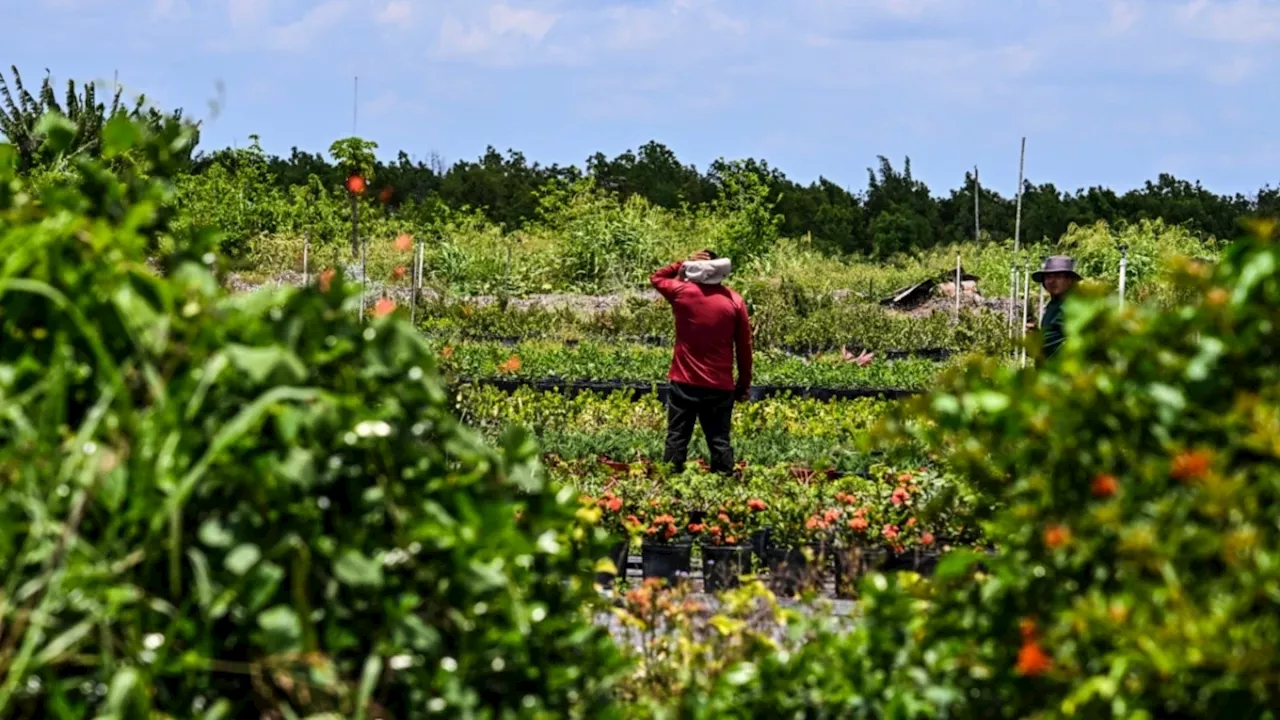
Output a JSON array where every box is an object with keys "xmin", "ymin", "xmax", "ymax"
[{"xmin": 650, "ymin": 261, "xmax": 685, "ymax": 300}]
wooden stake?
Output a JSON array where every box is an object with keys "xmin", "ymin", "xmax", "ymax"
[{"xmin": 1014, "ymin": 137, "xmax": 1026, "ymax": 253}]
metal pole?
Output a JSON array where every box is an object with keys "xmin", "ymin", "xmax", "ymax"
[
  {"xmin": 973, "ymin": 166, "xmax": 980, "ymax": 243},
  {"xmin": 955, "ymin": 254, "xmax": 962, "ymax": 321},
  {"xmin": 410, "ymin": 241, "xmax": 420, "ymax": 325},
  {"xmin": 302, "ymin": 233, "xmax": 310, "ymax": 286},
  {"xmin": 359, "ymin": 236, "xmax": 368, "ymax": 320},
  {"xmin": 1118, "ymin": 244, "xmax": 1129, "ymax": 309},
  {"xmin": 1014, "ymin": 137, "xmax": 1026, "ymax": 254},
  {"xmin": 1020, "ymin": 264, "xmax": 1031, "ymax": 368}
]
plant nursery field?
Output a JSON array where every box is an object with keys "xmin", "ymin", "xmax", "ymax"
[{"xmin": 6, "ymin": 109, "xmax": 1280, "ymax": 719}]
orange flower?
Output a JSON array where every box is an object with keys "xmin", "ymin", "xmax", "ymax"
[
  {"xmin": 1043, "ymin": 524, "xmax": 1071, "ymax": 549},
  {"xmin": 920, "ymin": 531, "xmax": 935, "ymax": 546},
  {"xmin": 1091, "ymin": 473, "xmax": 1119, "ymax": 498},
  {"xmin": 848, "ymin": 516, "xmax": 868, "ymax": 532},
  {"xmin": 319, "ymin": 268, "xmax": 335, "ymax": 292},
  {"xmin": 891, "ymin": 487, "xmax": 910, "ymax": 506},
  {"xmin": 718, "ymin": 512, "xmax": 731, "ymax": 523},
  {"xmin": 897, "ymin": 472, "xmax": 913, "ymax": 485},
  {"xmin": 441, "ymin": 345, "xmax": 454, "ymax": 358},
  {"xmin": 905, "ymin": 517, "xmax": 917, "ymax": 528},
  {"xmin": 394, "ymin": 233, "xmax": 414, "ymax": 252},
  {"xmin": 725, "ymin": 536, "xmax": 738, "ymax": 544},
  {"xmin": 391, "ymin": 265, "xmax": 407, "ymax": 281},
  {"xmin": 688, "ymin": 523, "xmax": 705, "ymax": 534},
  {"xmin": 1015, "ymin": 639, "xmax": 1052, "ymax": 676},
  {"xmin": 346, "ymin": 175, "xmax": 366, "ymax": 194},
  {"xmin": 823, "ymin": 509, "xmax": 841, "ymax": 523},
  {"xmin": 709, "ymin": 525, "xmax": 722, "ymax": 536},
  {"xmin": 1171, "ymin": 449, "xmax": 1212, "ymax": 482},
  {"xmin": 498, "ymin": 355, "xmax": 522, "ymax": 374},
  {"xmin": 604, "ymin": 495, "xmax": 623, "ymax": 513},
  {"xmin": 882, "ymin": 524, "xmax": 899, "ymax": 541},
  {"xmin": 747, "ymin": 498, "xmax": 767, "ymax": 512},
  {"xmin": 373, "ymin": 297, "xmax": 396, "ymax": 317}
]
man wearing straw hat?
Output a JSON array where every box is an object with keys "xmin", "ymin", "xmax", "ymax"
[
  {"xmin": 1028, "ymin": 255, "xmax": 1082, "ymax": 362},
  {"xmin": 650, "ymin": 249, "xmax": 753, "ymax": 476}
]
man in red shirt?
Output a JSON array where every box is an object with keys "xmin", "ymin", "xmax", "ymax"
[{"xmin": 650, "ymin": 250, "xmax": 753, "ymax": 475}]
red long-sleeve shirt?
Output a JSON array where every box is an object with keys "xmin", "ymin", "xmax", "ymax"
[{"xmin": 650, "ymin": 262, "xmax": 753, "ymax": 393}]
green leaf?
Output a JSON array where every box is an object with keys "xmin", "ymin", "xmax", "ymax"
[
  {"xmin": 35, "ymin": 113, "xmax": 76, "ymax": 154},
  {"xmin": 199, "ymin": 518, "xmax": 235, "ymax": 548},
  {"xmin": 933, "ymin": 550, "xmax": 983, "ymax": 582},
  {"xmin": 334, "ymin": 550, "xmax": 384, "ymax": 588},
  {"xmin": 225, "ymin": 544, "xmax": 261, "ymax": 576},
  {"xmin": 257, "ymin": 605, "xmax": 303, "ymax": 653},
  {"xmin": 102, "ymin": 114, "xmax": 143, "ymax": 157},
  {"xmin": 226, "ymin": 344, "xmax": 307, "ymax": 384},
  {"xmin": 354, "ymin": 655, "xmax": 383, "ymax": 720},
  {"xmin": 32, "ymin": 620, "xmax": 94, "ymax": 667}
]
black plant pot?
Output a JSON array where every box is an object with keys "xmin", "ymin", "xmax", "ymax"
[
  {"xmin": 642, "ymin": 542, "xmax": 692, "ymax": 585},
  {"xmin": 913, "ymin": 549, "xmax": 941, "ymax": 577},
  {"xmin": 595, "ymin": 541, "xmax": 629, "ymax": 589},
  {"xmin": 702, "ymin": 545, "xmax": 752, "ymax": 593},
  {"xmin": 833, "ymin": 546, "xmax": 887, "ymax": 598},
  {"xmin": 765, "ymin": 547, "xmax": 810, "ymax": 597},
  {"xmin": 750, "ymin": 527, "xmax": 773, "ymax": 563}
]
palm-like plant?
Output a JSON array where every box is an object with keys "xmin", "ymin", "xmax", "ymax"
[{"xmin": 0, "ymin": 65, "xmax": 199, "ymax": 170}]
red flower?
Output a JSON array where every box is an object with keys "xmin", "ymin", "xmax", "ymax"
[
  {"xmin": 891, "ymin": 487, "xmax": 910, "ymax": 506},
  {"xmin": 747, "ymin": 498, "xmax": 767, "ymax": 512},
  {"xmin": 373, "ymin": 297, "xmax": 396, "ymax": 317},
  {"xmin": 1043, "ymin": 524, "xmax": 1071, "ymax": 549},
  {"xmin": 1015, "ymin": 640, "xmax": 1052, "ymax": 676},
  {"xmin": 1172, "ymin": 450, "xmax": 1212, "ymax": 482},
  {"xmin": 848, "ymin": 517, "xmax": 868, "ymax": 532},
  {"xmin": 882, "ymin": 524, "xmax": 899, "ymax": 540},
  {"xmin": 391, "ymin": 266, "xmax": 407, "ymax": 281},
  {"xmin": 346, "ymin": 175, "xmax": 366, "ymax": 194},
  {"xmin": 603, "ymin": 495, "xmax": 623, "ymax": 513},
  {"xmin": 1091, "ymin": 473, "xmax": 1119, "ymax": 498},
  {"xmin": 920, "ymin": 531, "xmax": 935, "ymax": 546},
  {"xmin": 688, "ymin": 523, "xmax": 705, "ymax": 534}
]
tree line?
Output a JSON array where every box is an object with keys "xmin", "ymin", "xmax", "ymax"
[
  {"xmin": 4, "ymin": 66, "xmax": 1277, "ymax": 257},
  {"xmin": 201, "ymin": 141, "xmax": 1276, "ymax": 257}
]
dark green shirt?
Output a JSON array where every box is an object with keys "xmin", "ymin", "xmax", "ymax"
[{"xmin": 1040, "ymin": 297, "xmax": 1065, "ymax": 360}]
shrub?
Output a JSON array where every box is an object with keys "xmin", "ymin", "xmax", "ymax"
[{"xmin": 0, "ymin": 114, "xmax": 625, "ymax": 717}]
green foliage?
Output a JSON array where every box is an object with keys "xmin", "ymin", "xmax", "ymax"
[
  {"xmin": 329, "ymin": 136, "xmax": 378, "ymax": 183},
  {"xmin": 0, "ymin": 65, "xmax": 198, "ymax": 173},
  {"xmin": 0, "ymin": 115, "xmax": 625, "ymax": 717},
  {"xmin": 707, "ymin": 159, "xmax": 784, "ymax": 264}
]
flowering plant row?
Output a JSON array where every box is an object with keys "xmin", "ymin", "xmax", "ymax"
[
  {"xmin": 432, "ymin": 340, "xmax": 950, "ymax": 389},
  {"xmin": 562, "ymin": 460, "xmax": 982, "ymax": 555}
]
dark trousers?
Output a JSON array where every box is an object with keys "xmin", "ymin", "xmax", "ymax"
[{"xmin": 663, "ymin": 382, "xmax": 735, "ymax": 475}]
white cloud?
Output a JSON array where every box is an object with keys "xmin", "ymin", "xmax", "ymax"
[
  {"xmin": 1106, "ymin": 0, "xmax": 1140, "ymax": 33},
  {"xmin": 271, "ymin": 0, "xmax": 351, "ymax": 52},
  {"xmin": 377, "ymin": 0, "xmax": 412, "ymax": 27},
  {"xmin": 1177, "ymin": 0, "xmax": 1280, "ymax": 42},
  {"xmin": 488, "ymin": 4, "xmax": 558, "ymax": 41},
  {"xmin": 437, "ymin": 4, "xmax": 560, "ymax": 58}
]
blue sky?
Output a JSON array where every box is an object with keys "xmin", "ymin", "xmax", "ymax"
[{"xmin": 7, "ymin": 0, "xmax": 1280, "ymax": 197}]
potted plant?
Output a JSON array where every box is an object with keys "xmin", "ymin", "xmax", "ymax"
[
  {"xmin": 698, "ymin": 497, "xmax": 764, "ymax": 593},
  {"xmin": 633, "ymin": 493, "xmax": 692, "ymax": 585},
  {"xmin": 579, "ymin": 488, "xmax": 632, "ymax": 589}
]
